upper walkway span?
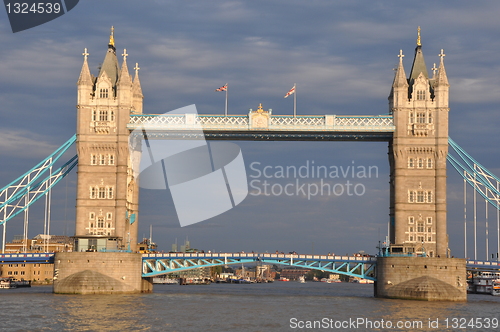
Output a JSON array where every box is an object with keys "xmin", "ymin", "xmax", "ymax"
[{"xmin": 127, "ymin": 114, "xmax": 395, "ymax": 141}]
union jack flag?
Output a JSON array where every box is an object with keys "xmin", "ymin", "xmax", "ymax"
[
  {"xmin": 215, "ymin": 83, "xmax": 228, "ymax": 92},
  {"xmin": 284, "ymin": 85, "xmax": 295, "ymax": 98}
]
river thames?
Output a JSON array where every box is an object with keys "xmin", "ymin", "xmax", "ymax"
[{"xmin": 0, "ymin": 282, "xmax": 499, "ymax": 331}]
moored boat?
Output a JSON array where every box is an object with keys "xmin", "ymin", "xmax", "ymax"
[
  {"xmin": 491, "ymin": 280, "xmax": 500, "ymax": 296},
  {"xmin": 469, "ymin": 272, "xmax": 500, "ymax": 295}
]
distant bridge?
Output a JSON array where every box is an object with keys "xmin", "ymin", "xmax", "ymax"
[{"xmin": 1, "ymin": 252, "xmax": 500, "ymax": 278}]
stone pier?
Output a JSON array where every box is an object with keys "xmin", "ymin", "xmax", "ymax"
[
  {"xmin": 53, "ymin": 252, "xmax": 152, "ymax": 294},
  {"xmin": 375, "ymin": 256, "xmax": 466, "ymax": 301}
]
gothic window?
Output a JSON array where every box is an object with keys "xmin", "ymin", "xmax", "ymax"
[
  {"xmin": 427, "ymin": 227, "xmax": 432, "ymax": 233},
  {"xmin": 110, "ymin": 111, "xmax": 115, "ymax": 122},
  {"xmin": 91, "ymin": 154, "xmax": 97, "ymax": 165},
  {"xmin": 416, "ymin": 90, "xmax": 425, "ymax": 100},
  {"xmin": 417, "ymin": 222, "xmax": 424, "ymax": 232},
  {"xmin": 418, "ymin": 158, "xmax": 424, "ymax": 168},
  {"xmin": 89, "ymin": 212, "xmax": 95, "ymax": 220},
  {"xmin": 409, "ymin": 235, "xmax": 414, "ymax": 242},
  {"xmin": 416, "ymin": 112, "xmax": 426, "ymax": 123},
  {"xmin": 92, "ymin": 110, "xmax": 97, "ymax": 121},
  {"xmin": 408, "ymin": 191, "xmax": 415, "ymax": 203},
  {"xmin": 409, "ymin": 227, "xmax": 414, "ymax": 233},
  {"xmin": 99, "ymin": 154, "xmax": 106, "ymax": 165},
  {"xmin": 108, "ymin": 154, "xmax": 114, "ymax": 165},
  {"xmin": 427, "ymin": 236, "xmax": 432, "ymax": 242},
  {"xmin": 99, "ymin": 110, "xmax": 108, "ymax": 121},
  {"xmin": 408, "ymin": 216, "xmax": 415, "ymax": 224},
  {"xmin": 97, "ymin": 217, "xmax": 104, "ymax": 228},
  {"xmin": 408, "ymin": 158, "xmax": 414, "ymax": 168},
  {"xmin": 106, "ymin": 212, "xmax": 112, "ymax": 220},
  {"xmin": 108, "ymin": 187, "xmax": 114, "ymax": 199},
  {"xmin": 427, "ymin": 158, "xmax": 433, "ymax": 169},
  {"xmin": 427, "ymin": 191, "xmax": 433, "ymax": 203},
  {"xmin": 428, "ymin": 112, "xmax": 433, "ymax": 124},
  {"xmin": 417, "ymin": 191, "xmax": 425, "ymax": 203},
  {"xmin": 99, "ymin": 88, "xmax": 109, "ymax": 98},
  {"xmin": 418, "ymin": 236, "xmax": 424, "ymax": 242},
  {"xmin": 98, "ymin": 187, "xmax": 106, "ymax": 199},
  {"xmin": 409, "ymin": 112, "xmax": 414, "ymax": 124},
  {"xmin": 90, "ymin": 222, "xmax": 94, "ymax": 228},
  {"xmin": 426, "ymin": 217, "xmax": 432, "ymax": 224},
  {"xmin": 90, "ymin": 187, "xmax": 96, "ymax": 199}
]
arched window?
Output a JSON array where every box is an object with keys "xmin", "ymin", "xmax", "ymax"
[
  {"xmin": 408, "ymin": 158, "xmax": 414, "ymax": 168},
  {"xmin": 427, "ymin": 158, "xmax": 433, "ymax": 168},
  {"xmin": 418, "ymin": 158, "xmax": 424, "ymax": 168},
  {"xmin": 98, "ymin": 187, "xmax": 106, "ymax": 199},
  {"xmin": 417, "ymin": 191, "xmax": 425, "ymax": 203},
  {"xmin": 408, "ymin": 191, "xmax": 416, "ymax": 203}
]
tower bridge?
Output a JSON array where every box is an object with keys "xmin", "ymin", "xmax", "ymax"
[{"xmin": 1, "ymin": 28, "xmax": 499, "ymax": 300}]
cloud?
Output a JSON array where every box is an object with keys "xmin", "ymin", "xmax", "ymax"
[{"xmin": 0, "ymin": 130, "xmax": 59, "ymax": 159}]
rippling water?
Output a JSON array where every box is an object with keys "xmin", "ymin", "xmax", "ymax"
[{"xmin": 1, "ymin": 282, "xmax": 499, "ymax": 331}]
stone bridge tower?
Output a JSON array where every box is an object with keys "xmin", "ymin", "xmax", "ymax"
[
  {"xmin": 388, "ymin": 28, "xmax": 450, "ymax": 258},
  {"xmin": 74, "ymin": 28, "xmax": 143, "ymax": 252}
]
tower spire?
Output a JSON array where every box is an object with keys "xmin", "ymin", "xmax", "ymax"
[{"xmin": 409, "ymin": 27, "xmax": 429, "ymax": 82}]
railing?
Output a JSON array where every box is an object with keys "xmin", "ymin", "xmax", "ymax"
[{"xmin": 128, "ymin": 114, "xmax": 395, "ymax": 132}]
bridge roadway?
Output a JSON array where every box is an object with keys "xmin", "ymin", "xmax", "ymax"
[{"xmin": 1, "ymin": 252, "xmax": 499, "ymax": 278}]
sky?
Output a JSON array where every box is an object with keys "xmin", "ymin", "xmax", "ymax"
[{"xmin": 1, "ymin": 1, "xmax": 500, "ymax": 258}]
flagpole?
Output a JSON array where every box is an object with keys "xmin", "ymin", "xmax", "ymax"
[
  {"xmin": 293, "ymin": 83, "xmax": 296, "ymax": 117},
  {"xmin": 225, "ymin": 84, "xmax": 228, "ymax": 116}
]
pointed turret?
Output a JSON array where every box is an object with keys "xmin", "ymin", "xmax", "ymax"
[
  {"xmin": 117, "ymin": 49, "xmax": 132, "ymax": 104},
  {"xmin": 117, "ymin": 49, "xmax": 132, "ymax": 86},
  {"xmin": 77, "ymin": 48, "xmax": 92, "ymax": 85},
  {"xmin": 389, "ymin": 50, "xmax": 409, "ymax": 108},
  {"xmin": 77, "ymin": 48, "xmax": 93, "ymax": 104},
  {"xmin": 434, "ymin": 49, "xmax": 449, "ymax": 108},
  {"xmin": 132, "ymin": 62, "xmax": 143, "ymax": 114}
]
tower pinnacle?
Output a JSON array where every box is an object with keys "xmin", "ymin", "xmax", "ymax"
[
  {"xmin": 416, "ymin": 26, "xmax": 421, "ymax": 46},
  {"xmin": 109, "ymin": 26, "xmax": 115, "ymax": 48}
]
